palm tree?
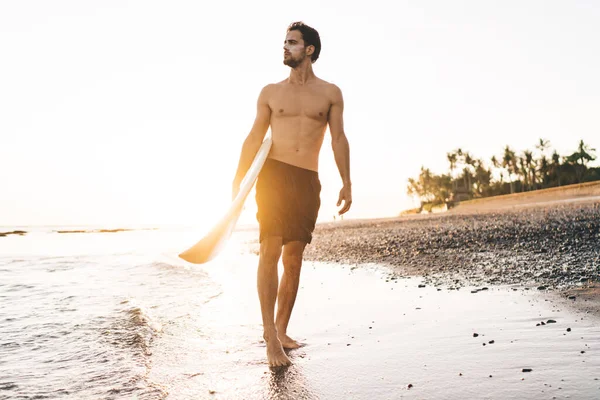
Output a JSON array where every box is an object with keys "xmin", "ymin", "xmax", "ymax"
[
  {"xmin": 447, "ymin": 151, "xmax": 459, "ymax": 198},
  {"xmin": 539, "ymin": 156, "xmax": 549, "ymax": 187},
  {"xmin": 535, "ymin": 138, "xmax": 551, "ymax": 187},
  {"xmin": 524, "ymin": 150, "xmax": 536, "ymax": 190},
  {"xmin": 473, "ymin": 159, "xmax": 491, "ymax": 196},
  {"xmin": 518, "ymin": 156, "xmax": 529, "ymax": 191},
  {"xmin": 569, "ymin": 139, "xmax": 597, "ymax": 167},
  {"xmin": 502, "ymin": 146, "xmax": 517, "ymax": 193},
  {"xmin": 447, "ymin": 152, "xmax": 458, "ymax": 177},
  {"xmin": 491, "ymin": 155, "xmax": 502, "ymax": 183},
  {"xmin": 463, "ymin": 151, "xmax": 477, "ymax": 194},
  {"xmin": 551, "ymin": 150, "xmax": 562, "ymax": 186},
  {"xmin": 407, "ymin": 168, "xmax": 431, "ymax": 202},
  {"xmin": 491, "ymin": 155, "xmax": 499, "ymax": 168},
  {"xmin": 566, "ymin": 140, "xmax": 597, "ymax": 182},
  {"xmin": 536, "ymin": 138, "xmax": 551, "ymax": 156}
]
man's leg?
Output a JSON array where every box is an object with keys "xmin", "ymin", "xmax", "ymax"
[
  {"xmin": 276, "ymin": 241, "xmax": 306, "ymax": 349},
  {"xmin": 257, "ymin": 236, "xmax": 291, "ymax": 367}
]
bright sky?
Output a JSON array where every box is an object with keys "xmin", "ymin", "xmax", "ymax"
[{"xmin": 1, "ymin": 0, "xmax": 599, "ymax": 227}]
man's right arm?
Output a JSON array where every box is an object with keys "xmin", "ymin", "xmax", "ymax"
[{"xmin": 232, "ymin": 85, "xmax": 272, "ymax": 199}]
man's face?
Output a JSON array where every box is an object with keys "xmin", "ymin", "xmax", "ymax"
[{"xmin": 283, "ymin": 30, "xmax": 308, "ymax": 68}]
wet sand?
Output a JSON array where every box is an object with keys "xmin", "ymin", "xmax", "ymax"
[
  {"xmin": 299, "ymin": 198, "xmax": 600, "ymax": 317},
  {"xmin": 148, "ymin": 196, "xmax": 600, "ymax": 398},
  {"xmin": 152, "ymin": 256, "xmax": 600, "ymax": 399}
]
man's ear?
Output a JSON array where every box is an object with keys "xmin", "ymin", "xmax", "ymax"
[{"xmin": 306, "ymin": 45, "xmax": 315, "ymax": 56}]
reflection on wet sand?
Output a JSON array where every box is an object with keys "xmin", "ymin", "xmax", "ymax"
[{"xmin": 267, "ymin": 363, "xmax": 317, "ymax": 400}]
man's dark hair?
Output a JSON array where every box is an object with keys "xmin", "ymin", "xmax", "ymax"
[{"xmin": 287, "ymin": 21, "xmax": 321, "ymax": 63}]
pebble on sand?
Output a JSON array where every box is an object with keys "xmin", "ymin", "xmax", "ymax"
[
  {"xmin": 567, "ymin": 328, "xmax": 572, "ymax": 332},
  {"xmin": 407, "ymin": 384, "xmax": 413, "ymax": 389},
  {"xmin": 473, "ymin": 333, "xmax": 479, "ymax": 337},
  {"xmin": 547, "ymin": 319, "xmax": 557, "ymax": 324},
  {"xmin": 302, "ymin": 202, "xmax": 600, "ymax": 294},
  {"xmin": 522, "ymin": 368, "xmax": 533, "ymax": 373}
]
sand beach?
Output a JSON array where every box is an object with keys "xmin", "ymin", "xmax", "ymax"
[{"xmin": 301, "ymin": 195, "xmax": 600, "ymax": 317}]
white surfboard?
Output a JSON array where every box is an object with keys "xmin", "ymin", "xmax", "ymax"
[{"xmin": 179, "ymin": 136, "xmax": 273, "ymax": 264}]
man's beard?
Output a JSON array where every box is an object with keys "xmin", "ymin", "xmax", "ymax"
[{"xmin": 283, "ymin": 54, "xmax": 305, "ymax": 68}]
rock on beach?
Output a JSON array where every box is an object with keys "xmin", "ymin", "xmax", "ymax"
[{"xmin": 299, "ymin": 201, "xmax": 600, "ymax": 292}]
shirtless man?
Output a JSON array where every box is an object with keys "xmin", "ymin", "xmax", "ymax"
[{"xmin": 232, "ymin": 21, "xmax": 352, "ymax": 367}]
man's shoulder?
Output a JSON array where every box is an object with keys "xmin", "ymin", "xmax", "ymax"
[
  {"xmin": 259, "ymin": 81, "xmax": 287, "ymax": 96},
  {"xmin": 266, "ymin": 79, "xmax": 289, "ymax": 88},
  {"xmin": 257, "ymin": 83, "xmax": 282, "ymax": 102},
  {"xmin": 318, "ymin": 80, "xmax": 343, "ymax": 102},
  {"xmin": 260, "ymin": 83, "xmax": 278, "ymax": 92},
  {"xmin": 314, "ymin": 79, "xmax": 342, "ymax": 97}
]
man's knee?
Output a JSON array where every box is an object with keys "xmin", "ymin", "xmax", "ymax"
[
  {"xmin": 282, "ymin": 242, "xmax": 305, "ymax": 273},
  {"xmin": 259, "ymin": 237, "xmax": 283, "ymax": 265}
]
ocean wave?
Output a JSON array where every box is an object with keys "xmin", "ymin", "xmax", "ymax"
[
  {"xmin": 104, "ymin": 305, "xmax": 162, "ymax": 356},
  {"xmin": 126, "ymin": 306, "xmax": 163, "ymax": 334},
  {"xmin": 145, "ymin": 260, "xmax": 211, "ymax": 279},
  {"xmin": 93, "ymin": 305, "xmax": 166, "ymax": 399}
]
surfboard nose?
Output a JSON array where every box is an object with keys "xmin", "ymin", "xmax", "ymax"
[
  {"xmin": 178, "ymin": 251, "xmax": 211, "ymax": 264},
  {"xmin": 178, "ymin": 136, "xmax": 272, "ymax": 265}
]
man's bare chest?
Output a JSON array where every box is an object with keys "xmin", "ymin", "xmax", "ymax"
[{"xmin": 269, "ymin": 87, "xmax": 331, "ymax": 122}]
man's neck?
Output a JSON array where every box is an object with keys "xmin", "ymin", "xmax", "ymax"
[{"xmin": 288, "ymin": 62, "xmax": 316, "ymax": 85}]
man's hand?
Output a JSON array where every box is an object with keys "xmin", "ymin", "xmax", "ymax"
[{"xmin": 336, "ymin": 185, "xmax": 352, "ymax": 215}]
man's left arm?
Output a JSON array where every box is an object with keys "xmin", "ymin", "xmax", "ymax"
[{"xmin": 328, "ymin": 84, "xmax": 352, "ymax": 215}]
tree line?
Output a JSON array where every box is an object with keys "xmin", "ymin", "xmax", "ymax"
[{"xmin": 407, "ymin": 139, "xmax": 599, "ymax": 206}]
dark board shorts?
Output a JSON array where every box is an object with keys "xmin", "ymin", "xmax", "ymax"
[{"xmin": 255, "ymin": 158, "xmax": 321, "ymax": 244}]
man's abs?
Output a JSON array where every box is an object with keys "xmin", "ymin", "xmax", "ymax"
[
  {"xmin": 268, "ymin": 122, "xmax": 326, "ymax": 171},
  {"xmin": 267, "ymin": 82, "xmax": 332, "ymax": 171}
]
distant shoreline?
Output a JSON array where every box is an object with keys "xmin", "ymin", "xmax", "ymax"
[
  {"xmin": 0, "ymin": 230, "xmax": 27, "ymax": 237},
  {"xmin": 0, "ymin": 227, "xmax": 159, "ymax": 237}
]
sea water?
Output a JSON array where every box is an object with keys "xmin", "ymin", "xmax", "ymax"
[{"xmin": 0, "ymin": 226, "xmax": 255, "ymax": 399}]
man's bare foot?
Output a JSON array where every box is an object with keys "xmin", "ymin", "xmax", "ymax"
[
  {"xmin": 265, "ymin": 337, "xmax": 292, "ymax": 367},
  {"xmin": 278, "ymin": 333, "xmax": 301, "ymax": 349}
]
